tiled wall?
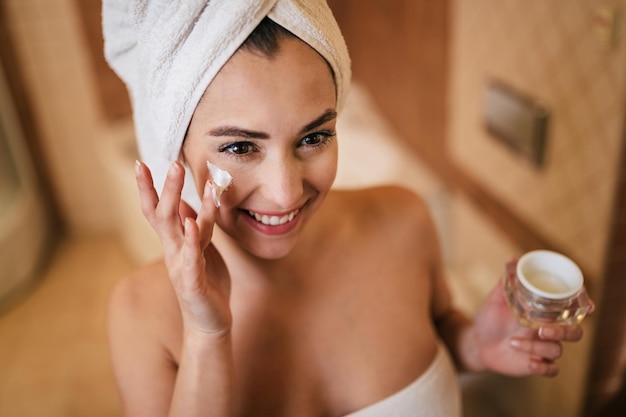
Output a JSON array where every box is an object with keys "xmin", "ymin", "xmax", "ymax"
[
  {"xmin": 449, "ymin": 0, "xmax": 626, "ymax": 280},
  {"xmin": 4, "ymin": 0, "xmax": 112, "ymax": 233}
]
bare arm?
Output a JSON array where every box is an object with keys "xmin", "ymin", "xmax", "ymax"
[
  {"xmin": 108, "ymin": 265, "xmax": 236, "ymax": 417},
  {"xmin": 431, "ymin": 251, "xmax": 585, "ymax": 377},
  {"xmin": 108, "ymin": 269, "xmax": 178, "ymax": 417},
  {"xmin": 401, "ymin": 186, "xmax": 586, "ymax": 377},
  {"xmin": 107, "ymin": 161, "xmax": 236, "ymax": 416},
  {"xmin": 170, "ymin": 329, "xmax": 235, "ymax": 417}
]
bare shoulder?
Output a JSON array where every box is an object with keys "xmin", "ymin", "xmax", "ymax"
[
  {"xmin": 108, "ymin": 260, "xmax": 178, "ymax": 330},
  {"xmin": 108, "ymin": 259, "xmax": 183, "ymax": 351},
  {"xmin": 330, "ymin": 186, "xmax": 440, "ymax": 265},
  {"xmin": 330, "ymin": 185, "xmax": 434, "ymax": 232},
  {"xmin": 109, "ymin": 261, "xmax": 178, "ymax": 351},
  {"xmin": 334, "ymin": 184, "xmax": 429, "ymax": 208},
  {"xmin": 107, "ymin": 261, "xmax": 181, "ymax": 415}
]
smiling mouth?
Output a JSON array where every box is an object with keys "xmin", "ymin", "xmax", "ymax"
[{"xmin": 247, "ymin": 209, "xmax": 300, "ymax": 226}]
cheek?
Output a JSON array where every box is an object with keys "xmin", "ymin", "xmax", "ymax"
[
  {"xmin": 214, "ymin": 167, "xmax": 254, "ymax": 209},
  {"xmin": 182, "ymin": 142, "xmax": 209, "ymax": 192},
  {"xmin": 183, "ymin": 141, "xmax": 237, "ymax": 199},
  {"xmin": 187, "ymin": 161, "xmax": 210, "ymax": 199},
  {"xmin": 312, "ymin": 147, "xmax": 338, "ymax": 191},
  {"xmin": 321, "ymin": 159, "xmax": 338, "ymax": 188}
]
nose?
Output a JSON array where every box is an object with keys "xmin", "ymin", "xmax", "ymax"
[{"xmin": 259, "ymin": 156, "xmax": 304, "ymax": 209}]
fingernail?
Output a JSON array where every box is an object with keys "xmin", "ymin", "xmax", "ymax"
[
  {"xmin": 135, "ymin": 160, "xmax": 141, "ymax": 176},
  {"xmin": 204, "ymin": 180, "xmax": 212, "ymax": 199},
  {"xmin": 539, "ymin": 327, "xmax": 556, "ymax": 339},
  {"xmin": 204, "ymin": 181, "xmax": 220, "ymax": 208},
  {"xmin": 509, "ymin": 338, "xmax": 521, "ymax": 348},
  {"xmin": 212, "ymin": 187, "xmax": 221, "ymax": 208},
  {"xmin": 168, "ymin": 161, "xmax": 179, "ymax": 177}
]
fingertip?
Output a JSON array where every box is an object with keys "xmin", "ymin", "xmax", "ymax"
[
  {"xmin": 135, "ymin": 160, "xmax": 155, "ymax": 189},
  {"xmin": 506, "ymin": 256, "xmax": 519, "ymax": 265},
  {"xmin": 544, "ymin": 363, "xmax": 560, "ymax": 378},
  {"xmin": 568, "ymin": 325, "xmax": 584, "ymax": 342},
  {"xmin": 529, "ymin": 359, "xmax": 559, "ymax": 378},
  {"xmin": 161, "ymin": 161, "xmax": 185, "ymax": 203},
  {"xmin": 538, "ymin": 326, "xmax": 560, "ymax": 340},
  {"xmin": 203, "ymin": 180, "xmax": 213, "ymax": 202},
  {"xmin": 165, "ymin": 161, "xmax": 186, "ymax": 186},
  {"xmin": 168, "ymin": 160, "xmax": 180, "ymax": 178},
  {"xmin": 196, "ymin": 184, "xmax": 218, "ymax": 248},
  {"xmin": 135, "ymin": 160, "xmax": 146, "ymax": 185},
  {"xmin": 201, "ymin": 180, "xmax": 221, "ymax": 212},
  {"xmin": 135, "ymin": 160, "xmax": 142, "ymax": 177}
]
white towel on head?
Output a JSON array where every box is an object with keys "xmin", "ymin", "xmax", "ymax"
[{"xmin": 102, "ymin": 0, "xmax": 351, "ymax": 210}]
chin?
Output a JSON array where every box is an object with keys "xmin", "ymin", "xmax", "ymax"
[
  {"xmin": 242, "ymin": 234, "xmax": 300, "ymax": 260},
  {"xmin": 216, "ymin": 217, "xmax": 302, "ymax": 261},
  {"xmin": 254, "ymin": 246, "xmax": 295, "ymax": 260}
]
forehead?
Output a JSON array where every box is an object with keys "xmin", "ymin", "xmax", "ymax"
[{"xmin": 193, "ymin": 37, "xmax": 336, "ymax": 127}]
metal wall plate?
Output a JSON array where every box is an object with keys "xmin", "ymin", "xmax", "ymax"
[{"xmin": 484, "ymin": 80, "xmax": 549, "ymax": 167}]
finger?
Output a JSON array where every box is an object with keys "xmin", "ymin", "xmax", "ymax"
[
  {"xmin": 196, "ymin": 181, "xmax": 219, "ymax": 249},
  {"xmin": 154, "ymin": 161, "xmax": 186, "ymax": 243},
  {"xmin": 528, "ymin": 358, "xmax": 560, "ymax": 377},
  {"xmin": 510, "ymin": 338, "xmax": 563, "ymax": 361},
  {"xmin": 587, "ymin": 297, "xmax": 596, "ymax": 315},
  {"xmin": 505, "ymin": 258, "xmax": 518, "ymax": 274},
  {"xmin": 135, "ymin": 161, "xmax": 160, "ymax": 223},
  {"xmin": 179, "ymin": 217, "xmax": 205, "ymax": 294},
  {"xmin": 538, "ymin": 325, "xmax": 583, "ymax": 342}
]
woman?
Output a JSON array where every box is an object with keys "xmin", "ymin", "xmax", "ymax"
[{"xmin": 103, "ymin": 2, "xmax": 585, "ymax": 416}]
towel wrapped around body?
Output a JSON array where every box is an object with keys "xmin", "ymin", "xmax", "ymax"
[{"xmin": 102, "ymin": 0, "xmax": 351, "ymax": 210}]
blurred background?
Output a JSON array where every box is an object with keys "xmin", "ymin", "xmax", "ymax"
[{"xmin": 0, "ymin": 0, "xmax": 624, "ymax": 416}]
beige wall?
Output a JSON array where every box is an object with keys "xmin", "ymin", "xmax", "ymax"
[
  {"xmin": 4, "ymin": 0, "xmax": 623, "ymax": 415},
  {"xmin": 449, "ymin": 0, "xmax": 626, "ymax": 281},
  {"xmin": 4, "ymin": 0, "xmax": 113, "ymax": 234},
  {"xmin": 448, "ymin": 2, "xmax": 625, "ymax": 415}
]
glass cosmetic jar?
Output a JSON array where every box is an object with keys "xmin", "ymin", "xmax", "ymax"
[{"xmin": 503, "ymin": 250, "xmax": 593, "ymax": 327}]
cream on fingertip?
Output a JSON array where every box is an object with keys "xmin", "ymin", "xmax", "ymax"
[{"xmin": 206, "ymin": 161, "xmax": 233, "ymax": 208}]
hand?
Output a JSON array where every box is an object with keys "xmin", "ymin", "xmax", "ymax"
[
  {"xmin": 468, "ymin": 260, "xmax": 587, "ymax": 377},
  {"xmin": 135, "ymin": 160, "xmax": 232, "ymax": 335}
]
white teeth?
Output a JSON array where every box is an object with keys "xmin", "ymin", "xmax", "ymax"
[{"xmin": 248, "ymin": 209, "xmax": 299, "ymax": 226}]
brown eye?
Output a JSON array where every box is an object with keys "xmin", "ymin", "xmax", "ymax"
[
  {"xmin": 221, "ymin": 141, "xmax": 255, "ymax": 155},
  {"xmin": 299, "ymin": 131, "xmax": 335, "ymax": 148},
  {"xmin": 302, "ymin": 133, "xmax": 323, "ymax": 146}
]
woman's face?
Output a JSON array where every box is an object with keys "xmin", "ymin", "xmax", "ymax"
[{"xmin": 182, "ymin": 36, "xmax": 338, "ymax": 259}]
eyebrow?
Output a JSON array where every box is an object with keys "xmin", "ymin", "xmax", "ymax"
[
  {"xmin": 207, "ymin": 109, "xmax": 337, "ymax": 139},
  {"xmin": 299, "ymin": 109, "xmax": 337, "ymax": 134}
]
